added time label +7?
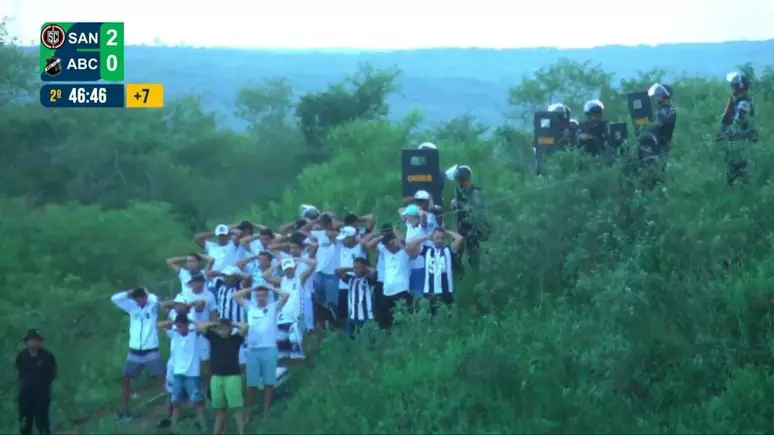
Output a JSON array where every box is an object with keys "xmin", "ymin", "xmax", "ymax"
[{"xmin": 40, "ymin": 22, "xmax": 124, "ymax": 82}]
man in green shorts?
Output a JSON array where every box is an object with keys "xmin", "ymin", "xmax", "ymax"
[{"xmin": 201, "ymin": 319, "xmax": 248, "ymax": 435}]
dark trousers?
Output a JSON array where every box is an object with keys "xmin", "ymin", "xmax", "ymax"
[
  {"xmin": 427, "ymin": 292, "xmax": 455, "ymax": 315},
  {"xmin": 19, "ymin": 394, "xmax": 50, "ymax": 435},
  {"xmin": 377, "ymin": 291, "xmax": 412, "ymax": 329}
]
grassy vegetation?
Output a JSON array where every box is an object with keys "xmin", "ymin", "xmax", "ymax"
[{"xmin": 3, "ymin": 19, "xmax": 774, "ymax": 434}]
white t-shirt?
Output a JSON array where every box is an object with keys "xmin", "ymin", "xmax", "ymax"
[
  {"xmin": 244, "ymin": 301, "xmax": 278, "ymax": 349},
  {"xmin": 405, "ymin": 222, "xmax": 427, "ymax": 269},
  {"xmin": 338, "ymin": 243, "xmax": 366, "ymax": 289},
  {"xmin": 311, "ymin": 230, "xmax": 339, "ymax": 274},
  {"xmin": 378, "ymin": 245, "xmax": 411, "ymax": 296},
  {"xmin": 167, "ymin": 325, "xmax": 201, "ymax": 377},
  {"xmin": 167, "ymin": 308, "xmax": 196, "ymax": 357},
  {"xmin": 205, "ymin": 240, "xmax": 238, "ymax": 272},
  {"xmin": 279, "ymin": 276, "xmax": 302, "ymax": 324},
  {"xmin": 177, "ymin": 268, "xmax": 203, "ymax": 297},
  {"xmin": 376, "ymin": 245, "xmax": 385, "ymax": 283},
  {"xmin": 185, "ymin": 291, "xmax": 217, "ymax": 323}
]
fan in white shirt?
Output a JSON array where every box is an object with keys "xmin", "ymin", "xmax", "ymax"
[
  {"xmin": 157, "ymin": 315, "xmax": 208, "ymax": 429},
  {"xmin": 362, "ymin": 230, "xmax": 423, "ymax": 329},
  {"xmin": 165, "ymin": 253, "xmax": 209, "ymax": 298},
  {"xmin": 263, "ymin": 257, "xmax": 317, "ymax": 359},
  {"xmin": 400, "ymin": 204, "xmax": 429, "ymax": 298},
  {"xmin": 194, "ymin": 224, "xmax": 239, "ymax": 272}
]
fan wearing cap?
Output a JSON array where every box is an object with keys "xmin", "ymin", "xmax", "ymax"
[
  {"xmin": 232, "ymin": 283, "xmax": 290, "ymax": 419},
  {"xmin": 263, "ymin": 256, "xmax": 316, "ymax": 358},
  {"xmin": 334, "ymin": 225, "xmax": 367, "ymax": 326},
  {"xmin": 166, "ymin": 252, "xmax": 210, "ymax": 298},
  {"xmin": 157, "ymin": 315, "xmax": 208, "ymax": 430},
  {"xmin": 269, "ymin": 231, "xmax": 320, "ymax": 329},
  {"xmin": 399, "ymin": 204, "xmax": 431, "ymax": 299},
  {"xmin": 193, "ymin": 318, "xmax": 249, "ymax": 434},
  {"xmin": 17, "ymin": 329, "xmax": 57, "ymax": 435},
  {"xmin": 450, "ymin": 164, "xmax": 490, "ymax": 272},
  {"xmin": 195, "ymin": 224, "xmax": 240, "ymax": 273},
  {"xmin": 111, "ymin": 287, "xmax": 163, "ymax": 420}
]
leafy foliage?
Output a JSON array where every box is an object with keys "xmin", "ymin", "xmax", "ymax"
[{"xmin": 3, "ymin": 20, "xmax": 774, "ymax": 434}]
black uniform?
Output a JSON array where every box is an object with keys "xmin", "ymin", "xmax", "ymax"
[
  {"xmin": 648, "ymin": 102, "xmax": 677, "ymax": 155},
  {"xmin": 576, "ymin": 120, "xmax": 609, "ymax": 157},
  {"xmin": 17, "ymin": 347, "xmax": 57, "ymax": 435}
]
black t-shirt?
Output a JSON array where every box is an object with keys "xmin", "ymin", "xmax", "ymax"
[
  {"xmin": 204, "ymin": 330, "xmax": 244, "ymax": 376},
  {"xmin": 16, "ymin": 349, "xmax": 57, "ymax": 397}
]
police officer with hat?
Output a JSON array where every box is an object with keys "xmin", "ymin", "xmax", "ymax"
[
  {"xmin": 449, "ymin": 164, "xmax": 490, "ymax": 273},
  {"xmin": 16, "ymin": 328, "xmax": 57, "ymax": 435},
  {"xmin": 718, "ymin": 71, "xmax": 757, "ymax": 185},
  {"xmin": 576, "ymin": 99, "xmax": 609, "ymax": 157},
  {"xmin": 645, "ymin": 83, "xmax": 677, "ymax": 156}
]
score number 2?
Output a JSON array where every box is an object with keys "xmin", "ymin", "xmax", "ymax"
[{"xmin": 49, "ymin": 88, "xmax": 62, "ymax": 103}]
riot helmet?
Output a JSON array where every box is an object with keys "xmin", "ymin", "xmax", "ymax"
[
  {"xmin": 456, "ymin": 165, "xmax": 472, "ymax": 181},
  {"xmin": 583, "ymin": 99, "xmax": 605, "ymax": 117},
  {"xmin": 726, "ymin": 71, "xmax": 750, "ymax": 93},
  {"xmin": 548, "ymin": 103, "xmax": 571, "ymax": 120},
  {"xmin": 418, "ymin": 142, "xmax": 437, "ymax": 150},
  {"xmin": 647, "ymin": 83, "xmax": 672, "ymax": 101}
]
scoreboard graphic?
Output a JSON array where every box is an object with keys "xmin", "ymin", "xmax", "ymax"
[
  {"xmin": 39, "ymin": 22, "xmax": 164, "ymax": 109},
  {"xmin": 40, "ymin": 22, "xmax": 124, "ymax": 82}
]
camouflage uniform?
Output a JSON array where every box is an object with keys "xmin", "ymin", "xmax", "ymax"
[
  {"xmin": 453, "ymin": 185, "xmax": 489, "ymax": 271},
  {"xmin": 720, "ymin": 95, "xmax": 756, "ymax": 185}
]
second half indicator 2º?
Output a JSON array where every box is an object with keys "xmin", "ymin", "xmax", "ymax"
[{"xmin": 40, "ymin": 84, "xmax": 164, "ymax": 108}]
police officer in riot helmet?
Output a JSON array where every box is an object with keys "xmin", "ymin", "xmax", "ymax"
[
  {"xmin": 718, "ymin": 71, "xmax": 757, "ymax": 185},
  {"xmin": 576, "ymin": 99, "xmax": 609, "ymax": 157},
  {"xmin": 547, "ymin": 103, "xmax": 578, "ymax": 148},
  {"xmin": 645, "ymin": 83, "xmax": 677, "ymax": 156},
  {"xmin": 449, "ymin": 165, "xmax": 491, "ymax": 273}
]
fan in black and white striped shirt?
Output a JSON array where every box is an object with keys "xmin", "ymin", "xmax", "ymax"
[
  {"xmin": 334, "ymin": 257, "xmax": 376, "ymax": 335},
  {"xmin": 213, "ymin": 266, "xmax": 247, "ymax": 323},
  {"xmin": 407, "ymin": 228, "xmax": 464, "ymax": 312}
]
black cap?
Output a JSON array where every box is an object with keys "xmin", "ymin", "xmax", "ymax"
[
  {"xmin": 188, "ymin": 273, "xmax": 206, "ymax": 283},
  {"xmin": 23, "ymin": 329, "xmax": 43, "ymax": 341}
]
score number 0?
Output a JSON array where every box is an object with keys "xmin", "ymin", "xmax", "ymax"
[{"xmin": 104, "ymin": 28, "xmax": 119, "ymax": 72}]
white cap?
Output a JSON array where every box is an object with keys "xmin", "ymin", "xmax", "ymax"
[
  {"xmin": 414, "ymin": 190, "xmax": 430, "ymax": 200},
  {"xmin": 214, "ymin": 224, "xmax": 229, "ymax": 236},
  {"xmin": 418, "ymin": 142, "xmax": 437, "ymax": 150},
  {"xmin": 336, "ymin": 226, "xmax": 357, "ymax": 240},
  {"xmin": 221, "ymin": 266, "xmax": 242, "ymax": 276},
  {"xmin": 281, "ymin": 258, "xmax": 296, "ymax": 271}
]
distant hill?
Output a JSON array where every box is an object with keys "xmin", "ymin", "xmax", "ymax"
[{"xmin": 24, "ymin": 40, "xmax": 774, "ymax": 127}]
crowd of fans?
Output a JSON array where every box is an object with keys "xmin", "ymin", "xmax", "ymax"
[{"xmin": 109, "ymin": 177, "xmax": 473, "ymax": 434}]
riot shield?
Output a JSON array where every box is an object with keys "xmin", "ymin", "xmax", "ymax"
[
  {"xmin": 533, "ymin": 111, "xmax": 563, "ymax": 148},
  {"xmin": 401, "ymin": 148, "xmax": 441, "ymax": 201},
  {"xmin": 627, "ymin": 91, "xmax": 654, "ymax": 128},
  {"xmin": 533, "ymin": 111, "xmax": 564, "ymax": 173},
  {"xmin": 607, "ymin": 122, "xmax": 629, "ymax": 148}
]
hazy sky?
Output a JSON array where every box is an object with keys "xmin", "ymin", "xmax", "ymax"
[{"xmin": 5, "ymin": 0, "xmax": 774, "ymax": 49}]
